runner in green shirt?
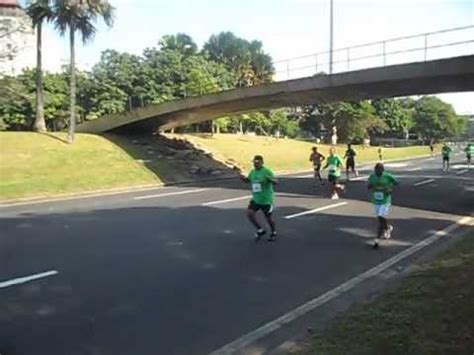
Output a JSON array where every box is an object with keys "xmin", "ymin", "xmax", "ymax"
[
  {"xmin": 368, "ymin": 163, "xmax": 398, "ymax": 248},
  {"xmin": 240, "ymin": 155, "xmax": 278, "ymax": 242},
  {"xmin": 464, "ymin": 143, "xmax": 473, "ymax": 169},
  {"xmin": 441, "ymin": 143, "xmax": 453, "ymax": 172},
  {"xmin": 322, "ymin": 147, "xmax": 345, "ymax": 200}
]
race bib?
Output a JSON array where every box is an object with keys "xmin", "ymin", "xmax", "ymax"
[
  {"xmin": 328, "ymin": 164, "xmax": 336, "ymax": 173},
  {"xmin": 374, "ymin": 191, "xmax": 384, "ymax": 201},
  {"xmin": 252, "ymin": 183, "xmax": 262, "ymax": 193}
]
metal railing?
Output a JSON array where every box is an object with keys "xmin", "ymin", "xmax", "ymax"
[
  {"xmin": 273, "ymin": 25, "xmax": 474, "ymax": 80},
  {"xmin": 126, "ymin": 25, "xmax": 473, "ymax": 110}
]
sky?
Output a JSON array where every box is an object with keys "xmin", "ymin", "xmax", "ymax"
[{"xmin": 26, "ymin": 0, "xmax": 474, "ymax": 113}]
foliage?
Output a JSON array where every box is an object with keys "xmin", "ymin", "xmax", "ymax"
[
  {"xmin": 372, "ymin": 98, "xmax": 414, "ymax": 136},
  {"xmin": 413, "ymin": 96, "xmax": 465, "ymax": 139}
]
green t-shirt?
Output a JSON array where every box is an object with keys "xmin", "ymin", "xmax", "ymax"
[
  {"xmin": 465, "ymin": 144, "xmax": 474, "ymax": 156},
  {"xmin": 368, "ymin": 172, "xmax": 397, "ymax": 205},
  {"xmin": 442, "ymin": 145, "xmax": 452, "ymax": 158},
  {"xmin": 325, "ymin": 155, "xmax": 343, "ymax": 177},
  {"xmin": 248, "ymin": 166, "xmax": 275, "ymax": 205}
]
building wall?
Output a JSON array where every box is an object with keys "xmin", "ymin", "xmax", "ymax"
[{"xmin": 0, "ymin": 5, "xmax": 35, "ymax": 76}]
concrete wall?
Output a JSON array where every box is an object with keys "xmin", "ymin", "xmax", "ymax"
[{"xmin": 77, "ymin": 55, "xmax": 474, "ymax": 134}]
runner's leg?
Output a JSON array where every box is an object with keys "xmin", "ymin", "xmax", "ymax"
[{"xmin": 246, "ymin": 208, "xmax": 262, "ymax": 230}]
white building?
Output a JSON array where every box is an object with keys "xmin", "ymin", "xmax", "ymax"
[{"xmin": 0, "ymin": 0, "xmax": 35, "ymax": 76}]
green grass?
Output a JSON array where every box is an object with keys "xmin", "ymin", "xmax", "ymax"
[
  {"xmin": 0, "ymin": 132, "xmax": 159, "ymax": 200},
  {"xmin": 172, "ymin": 134, "xmax": 434, "ymax": 172},
  {"xmin": 300, "ymin": 235, "xmax": 474, "ymax": 355}
]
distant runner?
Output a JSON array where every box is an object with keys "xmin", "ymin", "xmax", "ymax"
[
  {"xmin": 441, "ymin": 143, "xmax": 453, "ymax": 172},
  {"xmin": 378, "ymin": 146, "xmax": 383, "ymax": 161},
  {"xmin": 344, "ymin": 143, "xmax": 359, "ymax": 181},
  {"xmin": 240, "ymin": 155, "xmax": 278, "ymax": 242},
  {"xmin": 465, "ymin": 143, "xmax": 473, "ymax": 169},
  {"xmin": 309, "ymin": 146, "xmax": 325, "ymax": 186},
  {"xmin": 323, "ymin": 147, "xmax": 345, "ymax": 199},
  {"xmin": 368, "ymin": 163, "xmax": 398, "ymax": 248},
  {"xmin": 429, "ymin": 141, "xmax": 435, "ymax": 157}
]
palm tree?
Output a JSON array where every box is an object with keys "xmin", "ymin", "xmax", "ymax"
[
  {"xmin": 26, "ymin": 0, "xmax": 53, "ymax": 133},
  {"xmin": 52, "ymin": 0, "xmax": 114, "ymax": 143}
]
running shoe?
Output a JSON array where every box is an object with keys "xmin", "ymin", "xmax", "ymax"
[
  {"xmin": 268, "ymin": 231, "xmax": 277, "ymax": 242},
  {"xmin": 255, "ymin": 229, "xmax": 266, "ymax": 242}
]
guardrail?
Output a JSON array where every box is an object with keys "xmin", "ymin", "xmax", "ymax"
[
  {"xmin": 127, "ymin": 25, "xmax": 474, "ymax": 108},
  {"xmin": 273, "ymin": 25, "xmax": 474, "ymax": 80}
]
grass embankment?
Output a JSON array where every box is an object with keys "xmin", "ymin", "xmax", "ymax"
[
  {"xmin": 172, "ymin": 134, "xmax": 433, "ymax": 172},
  {"xmin": 0, "ymin": 132, "xmax": 158, "ymax": 200},
  {"xmin": 300, "ymin": 235, "xmax": 474, "ymax": 354},
  {"xmin": 1, "ymin": 132, "xmax": 434, "ymax": 200}
]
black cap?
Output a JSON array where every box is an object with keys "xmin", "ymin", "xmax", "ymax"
[{"xmin": 253, "ymin": 155, "xmax": 264, "ymax": 162}]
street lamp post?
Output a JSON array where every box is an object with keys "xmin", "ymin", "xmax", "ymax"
[{"xmin": 329, "ymin": 0, "xmax": 334, "ymax": 74}]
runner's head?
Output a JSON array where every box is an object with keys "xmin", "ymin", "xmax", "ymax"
[
  {"xmin": 347, "ymin": 143, "xmax": 352, "ymax": 149},
  {"xmin": 374, "ymin": 162, "xmax": 384, "ymax": 176},
  {"xmin": 329, "ymin": 147, "xmax": 336, "ymax": 155},
  {"xmin": 253, "ymin": 155, "xmax": 264, "ymax": 169},
  {"xmin": 312, "ymin": 146, "xmax": 317, "ymax": 153}
]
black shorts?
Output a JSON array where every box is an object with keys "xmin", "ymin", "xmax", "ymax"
[
  {"xmin": 313, "ymin": 164, "xmax": 321, "ymax": 172},
  {"xmin": 328, "ymin": 175, "xmax": 339, "ymax": 183},
  {"xmin": 467, "ymin": 154, "xmax": 471, "ymax": 161},
  {"xmin": 443, "ymin": 156, "xmax": 450, "ymax": 162},
  {"xmin": 248, "ymin": 200, "xmax": 274, "ymax": 215},
  {"xmin": 346, "ymin": 158, "xmax": 355, "ymax": 170}
]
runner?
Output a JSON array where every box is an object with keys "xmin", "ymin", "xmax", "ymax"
[
  {"xmin": 309, "ymin": 146, "xmax": 325, "ymax": 186},
  {"xmin": 322, "ymin": 147, "xmax": 345, "ymax": 199},
  {"xmin": 441, "ymin": 143, "xmax": 453, "ymax": 172},
  {"xmin": 344, "ymin": 143, "xmax": 358, "ymax": 181},
  {"xmin": 239, "ymin": 155, "xmax": 278, "ymax": 242},
  {"xmin": 368, "ymin": 163, "xmax": 398, "ymax": 248},
  {"xmin": 429, "ymin": 141, "xmax": 435, "ymax": 157},
  {"xmin": 378, "ymin": 146, "xmax": 383, "ymax": 161},
  {"xmin": 465, "ymin": 143, "xmax": 473, "ymax": 169}
]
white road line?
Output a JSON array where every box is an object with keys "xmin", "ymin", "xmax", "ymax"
[
  {"xmin": 133, "ymin": 188, "xmax": 208, "ymax": 200},
  {"xmin": 456, "ymin": 169, "xmax": 468, "ymax": 175},
  {"xmin": 202, "ymin": 195, "xmax": 250, "ymax": 206},
  {"xmin": 294, "ymin": 174, "xmax": 313, "ymax": 178},
  {"xmin": 0, "ymin": 270, "xmax": 58, "ymax": 289},
  {"xmin": 284, "ymin": 202, "xmax": 348, "ymax": 219},
  {"xmin": 347, "ymin": 175, "xmax": 369, "ymax": 181},
  {"xmin": 406, "ymin": 167, "xmax": 422, "ymax": 172},
  {"xmin": 209, "ymin": 216, "xmax": 473, "ymax": 355},
  {"xmin": 412, "ymin": 178, "xmax": 436, "ymax": 187}
]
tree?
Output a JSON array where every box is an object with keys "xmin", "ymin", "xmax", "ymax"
[
  {"xmin": 372, "ymin": 98, "xmax": 414, "ymax": 138},
  {"xmin": 159, "ymin": 33, "xmax": 197, "ymax": 56},
  {"xmin": 53, "ymin": 0, "xmax": 115, "ymax": 143},
  {"xmin": 202, "ymin": 32, "xmax": 274, "ymax": 87},
  {"xmin": 26, "ymin": 0, "xmax": 53, "ymax": 132},
  {"xmin": 413, "ymin": 96, "xmax": 465, "ymax": 140},
  {"xmin": 298, "ymin": 101, "xmax": 387, "ymax": 142}
]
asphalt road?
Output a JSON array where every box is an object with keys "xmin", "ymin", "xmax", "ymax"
[{"xmin": 0, "ymin": 152, "xmax": 472, "ymax": 355}]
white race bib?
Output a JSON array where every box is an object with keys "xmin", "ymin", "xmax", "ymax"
[
  {"xmin": 374, "ymin": 191, "xmax": 384, "ymax": 201},
  {"xmin": 328, "ymin": 164, "xmax": 336, "ymax": 173},
  {"xmin": 252, "ymin": 183, "xmax": 262, "ymax": 193}
]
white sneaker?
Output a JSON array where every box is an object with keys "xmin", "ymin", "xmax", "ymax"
[
  {"xmin": 331, "ymin": 193, "xmax": 339, "ymax": 200},
  {"xmin": 385, "ymin": 225, "xmax": 394, "ymax": 239}
]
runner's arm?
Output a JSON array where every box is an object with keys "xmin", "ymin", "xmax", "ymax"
[{"xmin": 267, "ymin": 171, "xmax": 278, "ymax": 185}]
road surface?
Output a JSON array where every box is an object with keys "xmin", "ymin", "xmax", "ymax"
[{"xmin": 0, "ymin": 152, "xmax": 472, "ymax": 355}]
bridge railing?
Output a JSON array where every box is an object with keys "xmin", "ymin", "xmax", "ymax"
[
  {"xmin": 273, "ymin": 25, "xmax": 474, "ymax": 80},
  {"xmin": 169, "ymin": 26, "xmax": 474, "ymax": 102}
]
